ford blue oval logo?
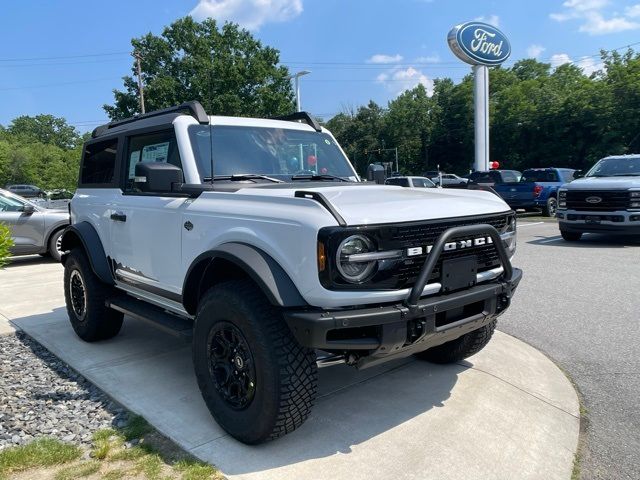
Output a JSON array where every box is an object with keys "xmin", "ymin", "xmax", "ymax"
[{"xmin": 448, "ymin": 22, "xmax": 511, "ymax": 66}]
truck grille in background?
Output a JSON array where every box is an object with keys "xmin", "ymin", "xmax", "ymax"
[
  {"xmin": 566, "ymin": 190, "xmax": 630, "ymax": 211},
  {"xmin": 384, "ymin": 214, "xmax": 508, "ymax": 288}
]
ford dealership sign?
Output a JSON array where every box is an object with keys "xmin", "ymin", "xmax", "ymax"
[{"xmin": 448, "ymin": 22, "xmax": 511, "ymax": 66}]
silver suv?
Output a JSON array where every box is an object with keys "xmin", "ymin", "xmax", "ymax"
[{"xmin": 0, "ymin": 188, "xmax": 69, "ymax": 261}]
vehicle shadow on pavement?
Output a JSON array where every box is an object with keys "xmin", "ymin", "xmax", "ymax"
[
  {"xmin": 5, "ymin": 255, "xmax": 58, "ymax": 268},
  {"xmin": 10, "ymin": 308, "xmax": 466, "ymax": 474},
  {"xmin": 527, "ymin": 234, "xmax": 640, "ymax": 248}
]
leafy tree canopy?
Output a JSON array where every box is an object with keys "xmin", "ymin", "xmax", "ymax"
[{"xmin": 104, "ymin": 17, "xmax": 294, "ymax": 120}]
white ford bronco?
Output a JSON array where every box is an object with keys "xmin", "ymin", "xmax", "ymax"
[{"xmin": 61, "ymin": 101, "xmax": 522, "ymax": 444}]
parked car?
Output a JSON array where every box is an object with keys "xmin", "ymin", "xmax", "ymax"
[
  {"xmin": 5, "ymin": 184, "xmax": 44, "ymax": 198},
  {"xmin": 467, "ymin": 170, "xmax": 522, "ymax": 188},
  {"xmin": 431, "ymin": 173, "xmax": 469, "ymax": 188},
  {"xmin": 493, "ymin": 168, "xmax": 577, "ymax": 217},
  {"xmin": 385, "ymin": 176, "xmax": 437, "ymax": 188},
  {"xmin": 60, "ymin": 101, "xmax": 521, "ymax": 444},
  {"xmin": 0, "ymin": 188, "xmax": 69, "ymax": 261},
  {"xmin": 31, "ymin": 189, "xmax": 74, "ymax": 210},
  {"xmin": 557, "ymin": 155, "xmax": 640, "ymax": 240}
]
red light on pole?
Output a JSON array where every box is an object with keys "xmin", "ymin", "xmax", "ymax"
[{"xmin": 490, "ymin": 161, "xmax": 500, "ymax": 170}]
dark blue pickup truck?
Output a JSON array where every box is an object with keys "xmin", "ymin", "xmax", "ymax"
[{"xmin": 494, "ymin": 168, "xmax": 577, "ymax": 216}]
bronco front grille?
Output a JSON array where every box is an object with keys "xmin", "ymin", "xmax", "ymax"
[{"xmin": 566, "ymin": 190, "xmax": 630, "ymax": 211}]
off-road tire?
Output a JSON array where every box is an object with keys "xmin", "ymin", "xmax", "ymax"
[
  {"xmin": 63, "ymin": 248, "xmax": 123, "ymax": 341},
  {"xmin": 542, "ymin": 196, "xmax": 558, "ymax": 217},
  {"xmin": 415, "ymin": 320, "xmax": 497, "ymax": 364},
  {"xmin": 48, "ymin": 228, "xmax": 65, "ymax": 262},
  {"xmin": 560, "ymin": 230, "xmax": 582, "ymax": 241},
  {"xmin": 192, "ymin": 280, "xmax": 317, "ymax": 444}
]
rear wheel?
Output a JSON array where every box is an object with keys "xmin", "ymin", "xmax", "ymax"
[
  {"xmin": 542, "ymin": 197, "xmax": 558, "ymax": 217},
  {"xmin": 560, "ymin": 230, "xmax": 582, "ymax": 241},
  {"xmin": 63, "ymin": 249, "xmax": 123, "ymax": 341},
  {"xmin": 192, "ymin": 280, "xmax": 317, "ymax": 444},
  {"xmin": 415, "ymin": 320, "xmax": 497, "ymax": 364}
]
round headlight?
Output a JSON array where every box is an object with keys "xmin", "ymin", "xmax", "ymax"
[{"xmin": 336, "ymin": 235, "xmax": 376, "ymax": 283}]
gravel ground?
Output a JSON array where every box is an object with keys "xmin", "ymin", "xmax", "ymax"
[{"xmin": 0, "ymin": 331, "xmax": 128, "ymax": 450}]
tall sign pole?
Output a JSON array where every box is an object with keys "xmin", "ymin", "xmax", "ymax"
[
  {"xmin": 473, "ymin": 65, "xmax": 489, "ymax": 171},
  {"xmin": 447, "ymin": 22, "xmax": 511, "ymax": 172}
]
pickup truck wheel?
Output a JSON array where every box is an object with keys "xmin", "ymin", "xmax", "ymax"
[
  {"xmin": 63, "ymin": 249, "xmax": 123, "ymax": 341},
  {"xmin": 193, "ymin": 280, "xmax": 317, "ymax": 444},
  {"xmin": 542, "ymin": 197, "xmax": 558, "ymax": 217},
  {"xmin": 560, "ymin": 230, "xmax": 582, "ymax": 241},
  {"xmin": 415, "ymin": 320, "xmax": 497, "ymax": 364}
]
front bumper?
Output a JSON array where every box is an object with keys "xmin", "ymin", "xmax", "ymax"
[
  {"xmin": 558, "ymin": 209, "xmax": 640, "ymax": 235},
  {"xmin": 284, "ymin": 223, "xmax": 522, "ymax": 369}
]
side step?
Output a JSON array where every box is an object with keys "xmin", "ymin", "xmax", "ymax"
[{"xmin": 106, "ymin": 295, "xmax": 193, "ymax": 342}]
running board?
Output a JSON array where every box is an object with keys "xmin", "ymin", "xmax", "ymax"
[{"xmin": 106, "ymin": 295, "xmax": 193, "ymax": 342}]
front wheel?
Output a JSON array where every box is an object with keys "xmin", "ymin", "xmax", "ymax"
[
  {"xmin": 560, "ymin": 230, "xmax": 582, "ymax": 241},
  {"xmin": 48, "ymin": 229, "xmax": 65, "ymax": 262},
  {"xmin": 192, "ymin": 280, "xmax": 317, "ymax": 444},
  {"xmin": 542, "ymin": 197, "xmax": 558, "ymax": 217},
  {"xmin": 415, "ymin": 320, "xmax": 497, "ymax": 364},
  {"xmin": 63, "ymin": 249, "xmax": 123, "ymax": 341}
]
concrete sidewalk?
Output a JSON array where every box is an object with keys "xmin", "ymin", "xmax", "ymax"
[{"xmin": 1, "ymin": 258, "xmax": 580, "ymax": 480}]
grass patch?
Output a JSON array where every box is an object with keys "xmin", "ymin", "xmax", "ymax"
[
  {"xmin": 175, "ymin": 459, "xmax": 220, "ymax": 480},
  {"xmin": 0, "ymin": 438, "xmax": 81, "ymax": 477},
  {"xmin": 53, "ymin": 460, "xmax": 100, "ymax": 480},
  {"xmin": 2, "ymin": 414, "xmax": 223, "ymax": 480}
]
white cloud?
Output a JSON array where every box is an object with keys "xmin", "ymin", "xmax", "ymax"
[
  {"xmin": 527, "ymin": 44, "xmax": 546, "ymax": 59},
  {"xmin": 579, "ymin": 11, "xmax": 639, "ymax": 34},
  {"xmin": 376, "ymin": 66, "xmax": 434, "ymax": 96},
  {"xmin": 189, "ymin": 0, "xmax": 303, "ymax": 30},
  {"xmin": 625, "ymin": 4, "xmax": 640, "ymax": 17},
  {"xmin": 415, "ymin": 54, "xmax": 440, "ymax": 63},
  {"xmin": 550, "ymin": 0, "xmax": 640, "ymax": 35},
  {"xmin": 474, "ymin": 14, "xmax": 500, "ymax": 27},
  {"xmin": 550, "ymin": 53, "xmax": 573, "ymax": 68},
  {"xmin": 366, "ymin": 54, "xmax": 404, "ymax": 64},
  {"xmin": 549, "ymin": 52, "xmax": 603, "ymax": 75}
]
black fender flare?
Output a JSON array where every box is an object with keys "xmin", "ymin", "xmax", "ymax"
[
  {"xmin": 183, "ymin": 243, "xmax": 307, "ymax": 314},
  {"xmin": 60, "ymin": 222, "xmax": 114, "ymax": 285}
]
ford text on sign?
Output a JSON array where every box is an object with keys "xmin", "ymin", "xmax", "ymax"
[{"xmin": 447, "ymin": 22, "xmax": 511, "ymax": 66}]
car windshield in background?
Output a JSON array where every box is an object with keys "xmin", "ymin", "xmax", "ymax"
[
  {"xmin": 189, "ymin": 125, "xmax": 356, "ymax": 182},
  {"xmin": 412, "ymin": 178, "xmax": 435, "ymax": 188},
  {"xmin": 521, "ymin": 170, "xmax": 559, "ymax": 182},
  {"xmin": 586, "ymin": 157, "xmax": 640, "ymax": 177}
]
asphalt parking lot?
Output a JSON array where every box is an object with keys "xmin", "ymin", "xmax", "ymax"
[{"xmin": 500, "ymin": 219, "xmax": 640, "ymax": 480}]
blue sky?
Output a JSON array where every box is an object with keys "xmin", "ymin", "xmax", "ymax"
[{"xmin": 2, "ymin": 0, "xmax": 640, "ymax": 132}]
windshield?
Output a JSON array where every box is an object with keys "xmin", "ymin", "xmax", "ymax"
[
  {"xmin": 586, "ymin": 157, "xmax": 640, "ymax": 177},
  {"xmin": 189, "ymin": 125, "xmax": 357, "ymax": 182}
]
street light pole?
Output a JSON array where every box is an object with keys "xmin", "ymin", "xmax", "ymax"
[{"xmin": 289, "ymin": 70, "xmax": 311, "ymax": 112}]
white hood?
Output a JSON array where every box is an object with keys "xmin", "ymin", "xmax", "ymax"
[{"xmin": 237, "ymin": 184, "xmax": 510, "ymax": 225}]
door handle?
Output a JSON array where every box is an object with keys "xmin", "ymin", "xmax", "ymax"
[{"xmin": 110, "ymin": 212, "xmax": 127, "ymax": 222}]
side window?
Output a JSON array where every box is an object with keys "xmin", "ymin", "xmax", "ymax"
[
  {"xmin": 125, "ymin": 130, "xmax": 182, "ymax": 192},
  {"xmin": 80, "ymin": 139, "xmax": 118, "ymax": 185},
  {"xmin": 0, "ymin": 194, "xmax": 25, "ymax": 212},
  {"xmin": 500, "ymin": 171, "xmax": 519, "ymax": 183}
]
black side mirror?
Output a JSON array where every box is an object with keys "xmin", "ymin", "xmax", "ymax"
[
  {"xmin": 573, "ymin": 170, "xmax": 584, "ymax": 179},
  {"xmin": 21, "ymin": 204, "xmax": 35, "ymax": 214},
  {"xmin": 134, "ymin": 163, "xmax": 184, "ymax": 192}
]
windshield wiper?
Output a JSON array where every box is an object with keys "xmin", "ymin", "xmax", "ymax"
[
  {"xmin": 611, "ymin": 173, "xmax": 640, "ymax": 177},
  {"xmin": 205, "ymin": 174, "xmax": 283, "ymax": 183},
  {"xmin": 290, "ymin": 174, "xmax": 349, "ymax": 182}
]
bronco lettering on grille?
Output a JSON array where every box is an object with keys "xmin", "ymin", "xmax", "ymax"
[{"xmin": 406, "ymin": 236, "xmax": 493, "ymax": 257}]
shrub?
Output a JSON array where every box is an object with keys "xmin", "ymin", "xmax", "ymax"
[{"xmin": 0, "ymin": 223, "xmax": 13, "ymax": 268}]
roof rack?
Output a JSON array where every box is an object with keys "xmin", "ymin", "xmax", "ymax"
[
  {"xmin": 272, "ymin": 111, "xmax": 322, "ymax": 132},
  {"xmin": 92, "ymin": 101, "xmax": 209, "ymax": 138}
]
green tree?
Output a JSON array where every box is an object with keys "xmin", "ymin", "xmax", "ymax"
[
  {"xmin": 105, "ymin": 17, "xmax": 294, "ymax": 120},
  {"xmin": 6, "ymin": 115, "xmax": 81, "ymax": 150}
]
